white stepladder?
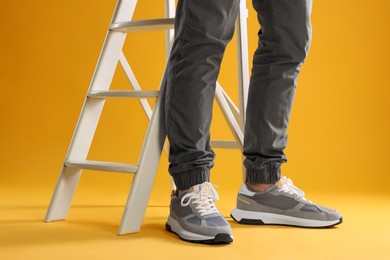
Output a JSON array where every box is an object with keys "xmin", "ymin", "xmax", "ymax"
[{"xmin": 45, "ymin": 0, "xmax": 250, "ymax": 235}]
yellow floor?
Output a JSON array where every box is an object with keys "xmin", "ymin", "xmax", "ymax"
[{"xmin": 1, "ymin": 186, "xmax": 389, "ymax": 260}]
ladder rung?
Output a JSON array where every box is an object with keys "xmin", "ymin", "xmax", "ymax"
[
  {"xmin": 210, "ymin": 140, "xmax": 241, "ymax": 149},
  {"xmin": 65, "ymin": 160, "xmax": 138, "ymax": 173},
  {"xmin": 88, "ymin": 90, "xmax": 159, "ymax": 98},
  {"xmin": 110, "ymin": 18, "xmax": 175, "ymax": 33}
]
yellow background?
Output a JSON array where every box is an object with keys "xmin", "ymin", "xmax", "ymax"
[{"xmin": 1, "ymin": 0, "xmax": 389, "ymax": 259}]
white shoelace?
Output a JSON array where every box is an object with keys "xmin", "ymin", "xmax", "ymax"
[
  {"xmin": 278, "ymin": 176, "xmax": 312, "ymax": 203},
  {"xmin": 180, "ymin": 182, "xmax": 219, "ymax": 217}
]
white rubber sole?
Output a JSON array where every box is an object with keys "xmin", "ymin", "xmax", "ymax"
[{"xmin": 231, "ymin": 208, "xmax": 342, "ymax": 227}]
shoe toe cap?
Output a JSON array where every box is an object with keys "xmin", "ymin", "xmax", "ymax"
[{"xmin": 317, "ymin": 205, "xmax": 342, "ymax": 221}]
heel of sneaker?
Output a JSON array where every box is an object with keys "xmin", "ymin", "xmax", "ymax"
[
  {"xmin": 165, "ymin": 222, "xmax": 173, "ymax": 232},
  {"xmin": 230, "ymin": 208, "xmax": 265, "ymax": 225}
]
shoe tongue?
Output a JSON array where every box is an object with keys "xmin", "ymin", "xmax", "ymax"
[
  {"xmin": 265, "ymin": 179, "xmax": 284, "ymax": 192},
  {"xmin": 265, "ymin": 177, "xmax": 289, "ymax": 192},
  {"xmin": 178, "ymin": 184, "xmax": 200, "ymax": 197},
  {"xmin": 192, "ymin": 184, "xmax": 201, "ymax": 193},
  {"xmin": 192, "ymin": 183, "xmax": 211, "ymax": 194},
  {"xmin": 265, "ymin": 184, "xmax": 279, "ymax": 192}
]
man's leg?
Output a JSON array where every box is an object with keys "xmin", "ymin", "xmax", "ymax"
[
  {"xmin": 164, "ymin": 0, "xmax": 240, "ymax": 191},
  {"xmin": 164, "ymin": 0, "xmax": 240, "ymax": 244},
  {"xmin": 243, "ymin": 0, "xmax": 313, "ymax": 183},
  {"xmin": 231, "ymin": 0, "xmax": 342, "ymax": 228}
]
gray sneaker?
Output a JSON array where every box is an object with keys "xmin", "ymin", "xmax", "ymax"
[
  {"xmin": 166, "ymin": 182, "xmax": 233, "ymax": 244},
  {"xmin": 231, "ymin": 176, "xmax": 343, "ymax": 228}
]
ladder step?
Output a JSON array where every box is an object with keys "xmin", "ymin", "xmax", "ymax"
[
  {"xmin": 110, "ymin": 18, "xmax": 175, "ymax": 33},
  {"xmin": 88, "ymin": 90, "xmax": 159, "ymax": 98},
  {"xmin": 210, "ymin": 140, "xmax": 241, "ymax": 149},
  {"xmin": 65, "ymin": 160, "xmax": 138, "ymax": 173}
]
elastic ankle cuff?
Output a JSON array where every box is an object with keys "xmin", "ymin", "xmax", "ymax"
[
  {"xmin": 171, "ymin": 167, "xmax": 210, "ymax": 190},
  {"xmin": 245, "ymin": 163, "xmax": 281, "ymax": 184}
]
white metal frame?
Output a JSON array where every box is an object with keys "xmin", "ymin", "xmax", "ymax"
[{"xmin": 45, "ymin": 0, "xmax": 249, "ymax": 235}]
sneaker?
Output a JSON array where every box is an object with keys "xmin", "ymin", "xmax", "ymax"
[
  {"xmin": 166, "ymin": 182, "xmax": 233, "ymax": 244},
  {"xmin": 230, "ymin": 176, "xmax": 343, "ymax": 228}
]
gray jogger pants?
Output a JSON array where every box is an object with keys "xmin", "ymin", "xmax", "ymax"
[{"xmin": 162, "ymin": 0, "xmax": 313, "ymax": 190}]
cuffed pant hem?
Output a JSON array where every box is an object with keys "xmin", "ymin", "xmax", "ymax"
[
  {"xmin": 171, "ymin": 167, "xmax": 210, "ymax": 191},
  {"xmin": 246, "ymin": 164, "xmax": 281, "ymax": 184}
]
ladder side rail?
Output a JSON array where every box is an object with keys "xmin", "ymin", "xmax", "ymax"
[
  {"xmin": 236, "ymin": 0, "xmax": 250, "ymax": 129},
  {"xmin": 164, "ymin": 0, "xmax": 176, "ymax": 57},
  {"xmin": 117, "ymin": 0, "xmax": 176, "ymax": 235},
  {"xmin": 236, "ymin": 0, "xmax": 250, "ymax": 182},
  {"xmin": 68, "ymin": 0, "xmax": 138, "ymax": 161},
  {"xmin": 118, "ymin": 70, "xmax": 168, "ymax": 235},
  {"xmin": 45, "ymin": 0, "xmax": 137, "ymax": 222},
  {"xmin": 164, "ymin": 0, "xmax": 177, "ymax": 192}
]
